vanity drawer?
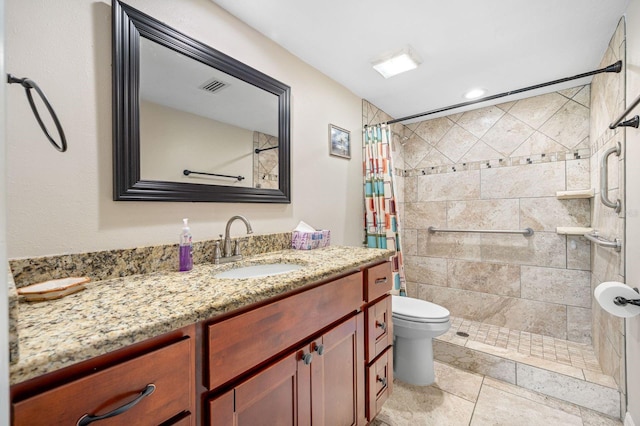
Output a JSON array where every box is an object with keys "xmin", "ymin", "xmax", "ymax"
[
  {"xmin": 364, "ymin": 261, "xmax": 392, "ymax": 303},
  {"xmin": 12, "ymin": 337, "xmax": 193, "ymax": 426},
  {"xmin": 366, "ymin": 347, "xmax": 393, "ymax": 422},
  {"xmin": 366, "ymin": 294, "xmax": 393, "ymax": 363},
  {"xmin": 207, "ymin": 272, "xmax": 363, "ymax": 390}
]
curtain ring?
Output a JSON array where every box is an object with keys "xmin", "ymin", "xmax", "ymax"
[{"xmin": 7, "ymin": 74, "xmax": 67, "ymax": 152}]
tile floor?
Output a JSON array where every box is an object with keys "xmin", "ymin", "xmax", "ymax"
[
  {"xmin": 370, "ymin": 361, "xmax": 623, "ymax": 426},
  {"xmin": 446, "ymin": 316, "xmax": 601, "ymax": 371}
]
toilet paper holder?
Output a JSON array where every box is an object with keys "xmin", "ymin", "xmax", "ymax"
[{"xmin": 614, "ymin": 287, "xmax": 640, "ymax": 307}]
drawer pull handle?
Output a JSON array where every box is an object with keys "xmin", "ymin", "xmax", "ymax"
[
  {"xmin": 377, "ymin": 376, "xmax": 387, "ymax": 387},
  {"xmin": 376, "ymin": 321, "xmax": 387, "ymax": 331},
  {"xmin": 76, "ymin": 383, "xmax": 156, "ymax": 426},
  {"xmin": 314, "ymin": 344, "xmax": 325, "ymax": 356},
  {"xmin": 302, "ymin": 352, "xmax": 313, "ymax": 365},
  {"xmin": 374, "ymin": 277, "xmax": 388, "ymax": 285}
]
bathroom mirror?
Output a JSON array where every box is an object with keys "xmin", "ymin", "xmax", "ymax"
[{"xmin": 113, "ymin": 0, "xmax": 291, "ymax": 202}]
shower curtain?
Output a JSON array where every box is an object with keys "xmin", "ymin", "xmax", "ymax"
[{"xmin": 363, "ymin": 124, "xmax": 406, "ymax": 296}]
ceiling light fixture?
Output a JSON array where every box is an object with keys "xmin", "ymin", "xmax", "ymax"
[
  {"xmin": 464, "ymin": 88, "xmax": 487, "ymax": 99},
  {"xmin": 372, "ymin": 46, "xmax": 421, "ymax": 79}
]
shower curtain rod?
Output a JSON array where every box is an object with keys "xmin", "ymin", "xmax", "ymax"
[{"xmin": 366, "ymin": 61, "xmax": 622, "ymax": 127}]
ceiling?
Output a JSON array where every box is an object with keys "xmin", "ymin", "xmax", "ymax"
[
  {"xmin": 140, "ymin": 38, "xmax": 278, "ymax": 136},
  {"xmin": 211, "ymin": 0, "xmax": 629, "ymax": 123}
]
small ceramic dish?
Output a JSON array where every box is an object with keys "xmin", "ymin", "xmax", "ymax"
[{"xmin": 17, "ymin": 277, "xmax": 90, "ymax": 302}]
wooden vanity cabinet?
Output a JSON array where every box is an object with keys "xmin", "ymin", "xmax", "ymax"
[
  {"xmin": 11, "ymin": 325, "xmax": 196, "ymax": 426},
  {"xmin": 10, "ymin": 259, "xmax": 394, "ymax": 426},
  {"xmin": 205, "ymin": 272, "xmax": 366, "ymax": 426},
  {"xmin": 362, "ymin": 261, "xmax": 394, "ymax": 422},
  {"xmin": 206, "ymin": 272, "xmax": 363, "ymax": 391},
  {"xmin": 208, "ymin": 314, "xmax": 365, "ymax": 426}
]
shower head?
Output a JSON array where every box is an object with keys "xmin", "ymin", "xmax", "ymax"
[{"xmin": 391, "ymin": 130, "xmax": 410, "ymax": 145}]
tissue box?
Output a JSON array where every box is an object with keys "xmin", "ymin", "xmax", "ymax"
[{"xmin": 292, "ymin": 229, "xmax": 330, "ymax": 250}]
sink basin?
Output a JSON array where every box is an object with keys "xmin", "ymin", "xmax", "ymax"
[{"xmin": 214, "ymin": 263, "xmax": 304, "ymax": 279}]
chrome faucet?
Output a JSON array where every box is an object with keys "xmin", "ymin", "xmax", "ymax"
[{"xmin": 216, "ymin": 215, "xmax": 253, "ymax": 263}]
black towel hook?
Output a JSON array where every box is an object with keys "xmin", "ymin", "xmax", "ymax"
[{"xmin": 7, "ymin": 74, "xmax": 67, "ymax": 152}]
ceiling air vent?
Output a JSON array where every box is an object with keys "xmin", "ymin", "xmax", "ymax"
[{"xmin": 199, "ymin": 78, "xmax": 228, "ymax": 94}]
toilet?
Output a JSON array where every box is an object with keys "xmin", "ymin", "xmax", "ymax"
[{"xmin": 392, "ymin": 295, "xmax": 451, "ymax": 386}]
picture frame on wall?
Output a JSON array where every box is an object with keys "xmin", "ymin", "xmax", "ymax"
[{"xmin": 329, "ymin": 124, "xmax": 351, "ymax": 159}]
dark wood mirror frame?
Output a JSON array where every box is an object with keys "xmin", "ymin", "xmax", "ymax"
[{"xmin": 113, "ymin": 0, "xmax": 291, "ymax": 202}]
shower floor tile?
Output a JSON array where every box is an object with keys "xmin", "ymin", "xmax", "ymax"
[
  {"xmin": 442, "ymin": 316, "xmax": 603, "ymax": 374},
  {"xmin": 432, "ymin": 316, "xmax": 621, "ymax": 417}
]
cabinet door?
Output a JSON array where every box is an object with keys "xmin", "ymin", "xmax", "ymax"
[
  {"xmin": 366, "ymin": 347, "xmax": 393, "ymax": 422},
  {"xmin": 208, "ymin": 350, "xmax": 313, "ymax": 426},
  {"xmin": 310, "ymin": 313, "xmax": 365, "ymax": 426},
  {"xmin": 366, "ymin": 295, "xmax": 393, "ymax": 363}
]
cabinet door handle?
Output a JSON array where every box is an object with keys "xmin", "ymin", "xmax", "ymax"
[
  {"xmin": 76, "ymin": 383, "xmax": 156, "ymax": 426},
  {"xmin": 376, "ymin": 321, "xmax": 387, "ymax": 331},
  {"xmin": 377, "ymin": 376, "xmax": 387, "ymax": 387},
  {"xmin": 314, "ymin": 344, "xmax": 325, "ymax": 356},
  {"xmin": 374, "ymin": 277, "xmax": 388, "ymax": 285},
  {"xmin": 301, "ymin": 352, "xmax": 313, "ymax": 365}
]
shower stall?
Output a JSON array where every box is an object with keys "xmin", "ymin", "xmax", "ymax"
[{"xmin": 363, "ymin": 17, "xmax": 627, "ymax": 419}]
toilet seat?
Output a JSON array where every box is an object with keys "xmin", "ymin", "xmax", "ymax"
[{"xmin": 392, "ymin": 295, "xmax": 450, "ymax": 323}]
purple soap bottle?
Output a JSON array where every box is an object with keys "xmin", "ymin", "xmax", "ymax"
[{"xmin": 179, "ymin": 218, "xmax": 193, "ymax": 272}]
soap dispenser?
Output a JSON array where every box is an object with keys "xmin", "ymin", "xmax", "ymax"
[{"xmin": 179, "ymin": 218, "xmax": 193, "ymax": 272}]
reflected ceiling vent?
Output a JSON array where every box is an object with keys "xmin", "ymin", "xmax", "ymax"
[{"xmin": 199, "ymin": 78, "xmax": 228, "ymax": 94}]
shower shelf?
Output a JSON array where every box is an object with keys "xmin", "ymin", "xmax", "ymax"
[
  {"xmin": 556, "ymin": 189, "xmax": 594, "ymax": 199},
  {"xmin": 556, "ymin": 227, "xmax": 593, "ymax": 235}
]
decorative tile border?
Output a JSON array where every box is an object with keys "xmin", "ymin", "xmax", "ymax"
[{"xmin": 395, "ymin": 147, "xmax": 591, "ymax": 178}]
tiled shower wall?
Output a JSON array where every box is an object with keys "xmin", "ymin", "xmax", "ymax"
[
  {"xmin": 364, "ymin": 85, "xmax": 594, "ymax": 343},
  {"xmin": 253, "ymin": 131, "xmax": 279, "ymax": 189},
  {"xmin": 589, "ymin": 18, "xmax": 626, "ymax": 401}
]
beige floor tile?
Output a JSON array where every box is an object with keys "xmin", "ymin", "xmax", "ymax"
[
  {"xmin": 432, "ymin": 361, "xmax": 483, "ymax": 402},
  {"xmin": 471, "ymin": 383, "xmax": 583, "ymax": 425},
  {"xmin": 374, "ymin": 380, "xmax": 475, "ymax": 426}
]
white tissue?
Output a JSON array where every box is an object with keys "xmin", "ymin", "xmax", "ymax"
[
  {"xmin": 294, "ymin": 221, "xmax": 317, "ymax": 232},
  {"xmin": 594, "ymin": 281, "xmax": 640, "ymax": 318}
]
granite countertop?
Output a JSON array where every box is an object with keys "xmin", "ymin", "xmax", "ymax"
[{"xmin": 10, "ymin": 246, "xmax": 392, "ymax": 385}]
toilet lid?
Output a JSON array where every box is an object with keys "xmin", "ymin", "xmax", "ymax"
[{"xmin": 392, "ymin": 295, "xmax": 450, "ymax": 322}]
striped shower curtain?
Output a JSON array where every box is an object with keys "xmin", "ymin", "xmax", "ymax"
[{"xmin": 363, "ymin": 124, "xmax": 406, "ymax": 296}]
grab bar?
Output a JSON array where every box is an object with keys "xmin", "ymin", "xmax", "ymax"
[
  {"xmin": 255, "ymin": 145, "xmax": 279, "ymax": 154},
  {"xmin": 183, "ymin": 169, "xmax": 245, "ymax": 181},
  {"xmin": 427, "ymin": 226, "xmax": 534, "ymax": 237},
  {"xmin": 600, "ymin": 142, "xmax": 621, "ymax": 213},
  {"xmin": 610, "ymin": 92, "xmax": 640, "ymax": 129},
  {"xmin": 583, "ymin": 231, "xmax": 621, "ymax": 252}
]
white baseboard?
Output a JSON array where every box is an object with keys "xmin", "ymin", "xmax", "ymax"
[{"xmin": 625, "ymin": 412, "xmax": 636, "ymax": 426}]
